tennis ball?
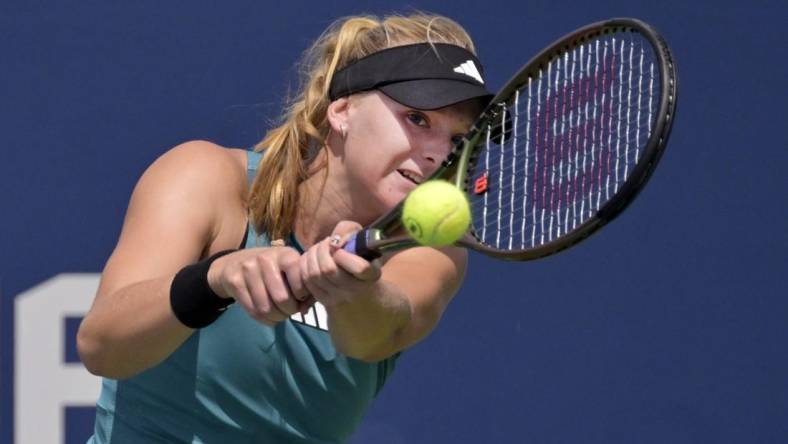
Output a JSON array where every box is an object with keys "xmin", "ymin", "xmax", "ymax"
[{"xmin": 401, "ymin": 180, "xmax": 471, "ymax": 246}]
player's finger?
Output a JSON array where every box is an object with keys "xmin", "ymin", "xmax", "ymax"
[
  {"xmin": 331, "ymin": 220, "xmax": 363, "ymax": 242},
  {"xmin": 301, "ymin": 245, "xmax": 331, "ymax": 299},
  {"xmin": 277, "ymin": 247, "xmax": 310, "ymax": 301},
  {"xmin": 223, "ymin": 271, "xmax": 254, "ymax": 314},
  {"xmin": 317, "ymin": 237, "xmax": 343, "ymax": 286},
  {"xmin": 258, "ymin": 254, "xmax": 300, "ymax": 316},
  {"xmin": 239, "ymin": 262, "xmax": 282, "ymax": 325},
  {"xmin": 281, "ymin": 255, "xmax": 309, "ymax": 302},
  {"xmin": 333, "ymin": 248, "xmax": 381, "ymax": 282}
]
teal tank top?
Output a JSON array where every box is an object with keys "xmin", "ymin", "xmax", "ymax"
[{"xmin": 88, "ymin": 150, "xmax": 398, "ymax": 443}]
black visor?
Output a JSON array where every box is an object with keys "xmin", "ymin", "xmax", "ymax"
[{"xmin": 329, "ymin": 43, "xmax": 494, "ymax": 110}]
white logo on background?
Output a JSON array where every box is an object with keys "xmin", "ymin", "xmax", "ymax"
[
  {"xmin": 453, "ymin": 60, "xmax": 484, "ymax": 84},
  {"xmin": 15, "ymin": 274, "xmax": 102, "ymax": 444}
]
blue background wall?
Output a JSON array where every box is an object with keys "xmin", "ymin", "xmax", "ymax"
[{"xmin": 2, "ymin": 0, "xmax": 787, "ymax": 442}]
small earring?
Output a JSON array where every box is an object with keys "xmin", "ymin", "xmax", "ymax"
[{"xmin": 340, "ymin": 124, "xmax": 347, "ymax": 139}]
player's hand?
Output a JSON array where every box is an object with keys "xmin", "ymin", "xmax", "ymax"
[
  {"xmin": 299, "ymin": 221, "xmax": 382, "ymax": 308},
  {"xmin": 206, "ymin": 247, "xmax": 312, "ymax": 326}
]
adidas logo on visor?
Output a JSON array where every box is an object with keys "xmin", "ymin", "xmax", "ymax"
[{"xmin": 453, "ymin": 60, "xmax": 484, "ymax": 84}]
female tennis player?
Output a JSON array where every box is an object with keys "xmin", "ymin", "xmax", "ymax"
[{"xmin": 77, "ymin": 12, "xmax": 492, "ymax": 443}]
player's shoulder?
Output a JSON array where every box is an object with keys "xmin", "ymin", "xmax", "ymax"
[
  {"xmin": 157, "ymin": 140, "xmax": 246, "ymax": 176},
  {"xmin": 143, "ymin": 140, "xmax": 248, "ymax": 192}
]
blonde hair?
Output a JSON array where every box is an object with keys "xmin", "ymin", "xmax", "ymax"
[{"xmin": 248, "ymin": 12, "xmax": 478, "ymax": 240}]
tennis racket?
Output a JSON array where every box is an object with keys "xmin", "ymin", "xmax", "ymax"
[{"xmin": 345, "ymin": 17, "xmax": 677, "ymax": 261}]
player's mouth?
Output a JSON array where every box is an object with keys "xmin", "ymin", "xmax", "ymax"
[{"xmin": 397, "ymin": 169, "xmax": 423, "ymax": 185}]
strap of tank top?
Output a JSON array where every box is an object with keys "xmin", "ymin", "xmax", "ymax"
[{"xmin": 246, "ymin": 150, "xmax": 264, "ymax": 184}]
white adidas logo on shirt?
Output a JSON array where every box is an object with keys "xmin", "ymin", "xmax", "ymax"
[
  {"xmin": 291, "ymin": 301, "xmax": 329, "ymax": 331},
  {"xmin": 453, "ymin": 60, "xmax": 484, "ymax": 84}
]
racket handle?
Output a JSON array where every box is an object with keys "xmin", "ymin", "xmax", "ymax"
[{"xmin": 344, "ymin": 230, "xmax": 382, "ymax": 261}]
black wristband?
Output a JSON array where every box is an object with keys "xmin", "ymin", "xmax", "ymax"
[{"xmin": 170, "ymin": 249, "xmax": 237, "ymax": 329}]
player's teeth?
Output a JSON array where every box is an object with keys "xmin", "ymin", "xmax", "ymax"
[{"xmin": 400, "ymin": 171, "xmax": 421, "ymax": 184}]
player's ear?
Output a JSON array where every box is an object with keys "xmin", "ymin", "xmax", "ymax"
[{"xmin": 326, "ymin": 97, "xmax": 350, "ymax": 140}]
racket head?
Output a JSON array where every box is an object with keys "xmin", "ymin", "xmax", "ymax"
[
  {"xmin": 454, "ymin": 17, "xmax": 678, "ymax": 260},
  {"xmin": 355, "ymin": 18, "xmax": 677, "ymax": 261}
]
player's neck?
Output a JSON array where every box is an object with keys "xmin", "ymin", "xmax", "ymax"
[
  {"xmin": 295, "ymin": 165, "xmax": 354, "ymax": 248},
  {"xmin": 295, "ymin": 143, "xmax": 386, "ymax": 247}
]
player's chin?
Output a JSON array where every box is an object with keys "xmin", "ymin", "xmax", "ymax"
[
  {"xmin": 377, "ymin": 191, "xmax": 405, "ymax": 213},
  {"xmin": 384, "ymin": 173, "xmax": 418, "ymax": 202}
]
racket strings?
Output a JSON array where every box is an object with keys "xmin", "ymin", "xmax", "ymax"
[
  {"xmin": 476, "ymin": 121, "xmax": 654, "ymax": 178},
  {"xmin": 491, "ymin": 69, "xmax": 655, "ymax": 149},
  {"xmin": 488, "ymin": 92, "xmax": 657, "ymax": 142},
  {"xmin": 471, "ymin": 146, "xmax": 634, "ymax": 210},
  {"xmin": 470, "ymin": 33, "xmax": 661, "ymax": 250}
]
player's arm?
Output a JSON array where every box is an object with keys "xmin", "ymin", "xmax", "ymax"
[
  {"xmin": 77, "ymin": 141, "xmax": 246, "ymax": 379},
  {"xmin": 337, "ymin": 246, "xmax": 465, "ymax": 362},
  {"xmin": 299, "ymin": 230, "xmax": 466, "ymax": 362}
]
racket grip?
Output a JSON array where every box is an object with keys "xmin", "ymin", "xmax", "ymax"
[{"xmin": 344, "ymin": 230, "xmax": 382, "ymax": 261}]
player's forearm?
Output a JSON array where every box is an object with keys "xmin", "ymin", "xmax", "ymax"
[
  {"xmin": 77, "ymin": 275, "xmax": 193, "ymax": 379},
  {"xmin": 325, "ymin": 279, "xmax": 412, "ymax": 362}
]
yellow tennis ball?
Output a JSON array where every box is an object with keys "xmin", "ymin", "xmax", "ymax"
[{"xmin": 401, "ymin": 180, "xmax": 471, "ymax": 246}]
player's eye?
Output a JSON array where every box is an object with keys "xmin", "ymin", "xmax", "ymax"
[{"xmin": 407, "ymin": 112, "xmax": 429, "ymax": 128}]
